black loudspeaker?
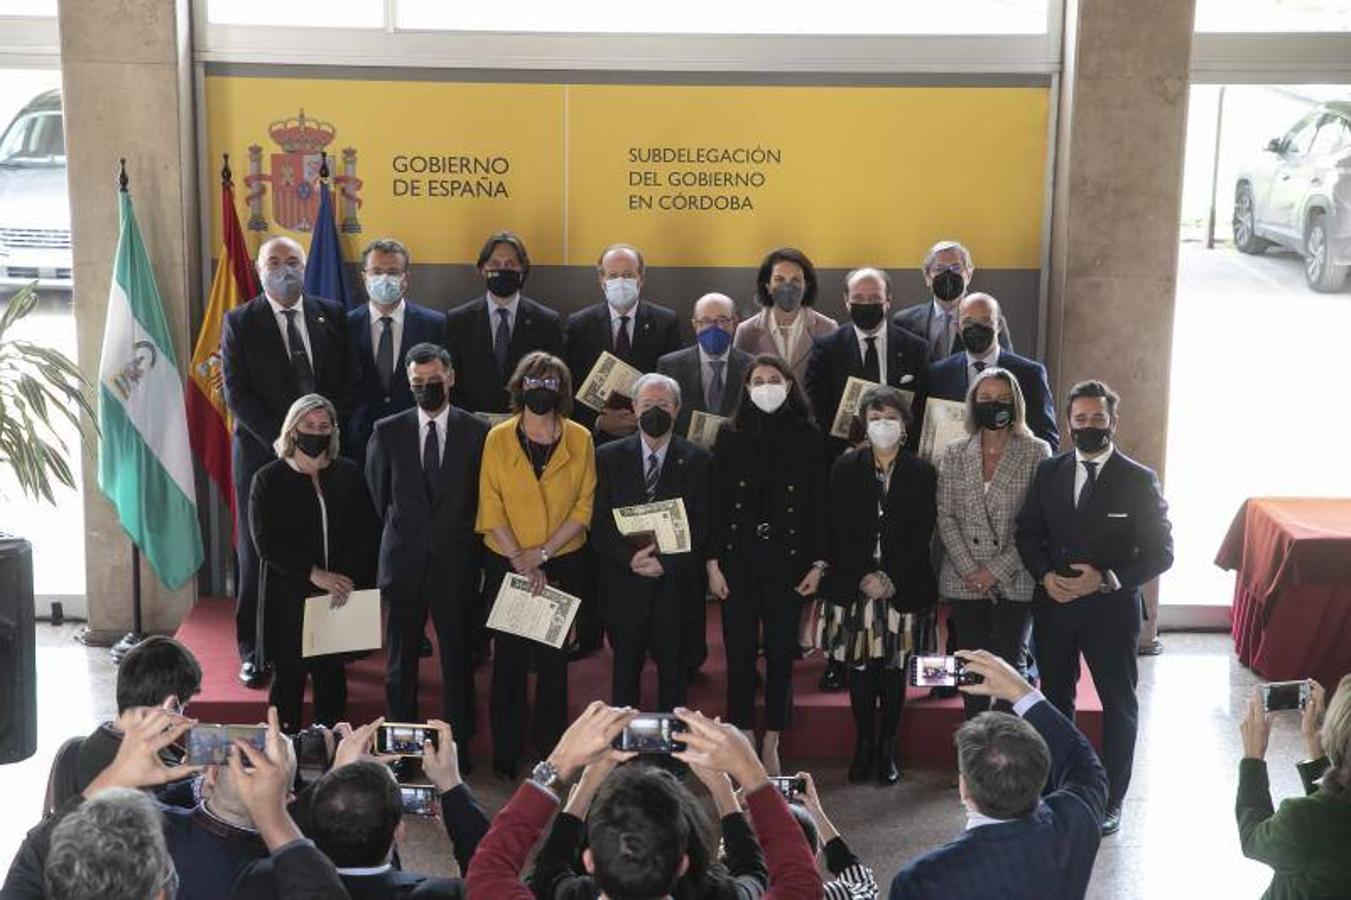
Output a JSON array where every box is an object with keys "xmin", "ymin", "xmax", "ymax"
[{"xmin": 0, "ymin": 534, "xmax": 37, "ymax": 764}]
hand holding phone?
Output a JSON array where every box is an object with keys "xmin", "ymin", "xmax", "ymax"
[
  {"xmin": 184, "ymin": 724, "xmax": 268, "ymax": 766},
  {"xmin": 908, "ymin": 654, "xmax": 984, "ymax": 689},
  {"xmin": 1260, "ymin": 680, "xmax": 1312, "ymax": 713},
  {"xmin": 377, "ymin": 723, "xmax": 438, "ymax": 758},
  {"xmin": 767, "ymin": 775, "xmax": 807, "ymax": 800}
]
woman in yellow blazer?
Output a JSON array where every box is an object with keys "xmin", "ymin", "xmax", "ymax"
[{"xmin": 476, "ymin": 350, "xmax": 596, "ymax": 780}]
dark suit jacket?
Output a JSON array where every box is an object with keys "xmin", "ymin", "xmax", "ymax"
[
  {"xmin": 222, "ymin": 293, "xmax": 352, "ymax": 474},
  {"xmin": 892, "ymin": 298, "xmax": 1014, "ymax": 360},
  {"xmin": 889, "ymin": 699, "xmax": 1107, "ymax": 900},
  {"xmin": 822, "ymin": 446, "xmax": 937, "ymax": 614},
  {"xmin": 927, "ymin": 349, "xmax": 1060, "ymax": 452},
  {"xmin": 345, "ymin": 301, "xmax": 447, "ymax": 465},
  {"xmin": 442, "ymin": 294, "xmax": 563, "ymax": 414},
  {"xmin": 656, "ymin": 344, "xmax": 754, "ymax": 438},
  {"xmin": 563, "ymin": 300, "xmax": 683, "ymax": 433},
  {"xmin": 590, "ymin": 434, "xmax": 711, "ymax": 626},
  {"xmin": 802, "ymin": 322, "xmax": 930, "ymax": 457},
  {"xmin": 365, "ymin": 406, "xmax": 489, "ymax": 595},
  {"xmin": 1015, "ymin": 448, "xmax": 1174, "ymax": 612}
]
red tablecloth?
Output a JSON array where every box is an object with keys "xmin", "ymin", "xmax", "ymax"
[{"xmin": 1216, "ymin": 498, "xmax": 1351, "ymax": 692}]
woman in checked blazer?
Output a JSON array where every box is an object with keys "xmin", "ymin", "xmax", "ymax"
[{"xmin": 936, "ymin": 366, "xmax": 1050, "ymax": 720}]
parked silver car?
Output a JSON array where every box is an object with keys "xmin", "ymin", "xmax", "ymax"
[
  {"xmin": 0, "ymin": 89, "xmax": 71, "ymax": 292},
  {"xmin": 1233, "ymin": 100, "xmax": 1351, "ymax": 292}
]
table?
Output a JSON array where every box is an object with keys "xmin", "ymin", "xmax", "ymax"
[{"xmin": 1215, "ymin": 498, "xmax": 1351, "ymax": 693}]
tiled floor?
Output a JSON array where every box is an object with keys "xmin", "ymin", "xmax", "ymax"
[{"xmin": 0, "ymin": 626, "xmax": 1304, "ymax": 899}]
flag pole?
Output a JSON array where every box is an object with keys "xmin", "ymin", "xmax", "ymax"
[{"xmin": 111, "ymin": 157, "xmax": 146, "ymax": 664}]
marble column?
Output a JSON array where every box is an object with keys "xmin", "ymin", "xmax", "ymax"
[{"xmin": 59, "ymin": 0, "xmax": 201, "ymax": 637}]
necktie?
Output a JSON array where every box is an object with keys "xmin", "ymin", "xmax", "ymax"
[
  {"xmin": 494, "ymin": 308, "xmax": 511, "ymax": 374},
  {"xmin": 934, "ymin": 311, "xmax": 952, "ymax": 360},
  {"xmin": 423, "ymin": 420, "xmax": 440, "ymax": 483},
  {"xmin": 707, "ymin": 359, "xmax": 725, "ymax": 413},
  {"xmin": 615, "ymin": 315, "xmax": 632, "ymax": 360},
  {"xmin": 282, "ymin": 309, "xmax": 315, "ymax": 394},
  {"xmin": 376, "ymin": 316, "xmax": 394, "ymax": 392},
  {"xmin": 862, "ymin": 336, "xmax": 880, "ymax": 383},
  {"xmin": 973, "ymin": 360, "xmax": 987, "ymax": 373},
  {"xmin": 1077, "ymin": 460, "xmax": 1098, "ymax": 512},
  {"xmin": 644, "ymin": 451, "xmax": 660, "ymax": 500}
]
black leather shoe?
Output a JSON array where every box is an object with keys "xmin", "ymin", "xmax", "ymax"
[
  {"xmin": 1101, "ymin": 806, "xmax": 1122, "ymax": 835},
  {"xmin": 238, "ymin": 661, "xmax": 269, "ymax": 689},
  {"xmin": 876, "ymin": 738, "xmax": 900, "ymax": 785},
  {"xmin": 818, "ymin": 660, "xmax": 846, "ymax": 693},
  {"xmin": 419, "ymin": 635, "xmax": 434, "ymax": 658},
  {"xmin": 848, "ymin": 737, "xmax": 875, "ymax": 784}
]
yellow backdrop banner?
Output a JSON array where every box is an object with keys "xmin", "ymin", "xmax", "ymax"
[{"xmin": 205, "ymin": 76, "xmax": 1048, "ymax": 270}]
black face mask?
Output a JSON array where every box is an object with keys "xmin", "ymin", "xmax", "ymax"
[
  {"xmin": 973, "ymin": 400, "xmax": 1015, "ymax": 431},
  {"xmin": 961, "ymin": 322, "xmax": 996, "ymax": 355},
  {"xmin": 638, "ymin": 406, "xmax": 673, "ymax": 439},
  {"xmin": 1072, "ymin": 426, "xmax": 1112, "ymax": 454},
  {"xmin": 294, "ymin": 432, "xmax": 330, "ymax": 459},
  {"xmin": 849, "ymin": 302, "xmax": 886, "ymax": 332},
  {"xmin": 485, "ymin": 268, "xmax": 523, "ymax": 298},
  {"xmin": 932, "ymin": 270, "xmax": 966, "ymax": 302},
  {"xmin": 522, "ymin": 387, "xmax": 559, "ymax": 415},
  {"xmin": 411, "ymin": 380, "xmax": 447, "ymax": 412}
]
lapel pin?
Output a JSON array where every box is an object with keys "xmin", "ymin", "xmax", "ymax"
[{"xmin": 317, "ymin": 315, "xmax": 326, "ymax": 323}]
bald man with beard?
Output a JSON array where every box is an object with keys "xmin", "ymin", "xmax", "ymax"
[{"xmin": 222, "ymin": 235, "xmax": 352, "ymax": 687}]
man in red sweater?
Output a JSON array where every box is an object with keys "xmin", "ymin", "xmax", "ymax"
[{"xmin": 467, "ymin": 701, "xmax": 822, "ymax": 899}]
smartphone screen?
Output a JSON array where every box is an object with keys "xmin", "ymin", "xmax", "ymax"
[
  {"xmin": 613, "ymin": 714, "xmax": 687, "ymax": 753},
  {"xmin": 768, "ymin": 776, "xmax": 806, "ymax": 799},
  {"xmin": 909, "ymin": 655, "xmax": 983, "ymax": 688},
  {"xmin": 183, "ymin": 724, "xmax": 267, "ymax": 765},
  {"xmin": 399, "ymin": 785, "xmax": 438, "ymax": 817},
  {"xmin": 377, "ymin": 723, "xmax": 437, "ymax": 757},
  {"xmin": 1261, "ymin": 680, "xmax": 1310, "ymax": 712}
]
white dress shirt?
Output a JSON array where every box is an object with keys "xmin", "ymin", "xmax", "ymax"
[
  {"xmin": 417, "ymin": 403, "xmax": 451, "ymax": 466},
  {"xmin": 698, "ymin": 345, "xmax": 731, "ymax": 398},
  {"xmin": 267, "ymin": 295, "xmax": 312, "ymax": 363},
  {"xmin": 608, "ymin": 301, "xmax": 639, "ymax": 347},
  {"xmin": 1072, "ymin": 444, "xmax": 1121, "ymax": 590},
  {"xmin": 486, "ymin": 292, "xmax": 521, "ymax": 345},
  {"xmin": 965, "ymin": 346, "xmax": 1001, "ymax": 386},
  {"xmin": 855, "ymin": 323, "xmax": 888, "ymax": 384},
  {"xmin": 368, "ymin": 298, "xmax": 406, "ymax": 366},
  {"xmin": 767, "ymin": 308, "xmax": 805, "ymax": 362},
  {"xmin": 640, "ymin": 432, "xmax": 671, "ymax": 476}
]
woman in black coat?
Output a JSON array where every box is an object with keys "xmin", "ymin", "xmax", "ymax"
[
  {"xmin": 820, "ymin": 385, "xmax": 937, "ymax": 785},
  {"xmin": 707, "ymin": 354, "xmax": 827, "ymax": 776},
  {"xmin": 249, "ymin": 393, "xmax": 378, "ymax": 732}
]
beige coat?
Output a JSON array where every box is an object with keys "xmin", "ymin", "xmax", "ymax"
[{"xmin": 732, "ymin": 307, "xmax": 838, "ymax": 382}]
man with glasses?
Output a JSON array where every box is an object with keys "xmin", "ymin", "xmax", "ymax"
[
  {"xmin": 1015, "ymin": 380, "xmax": 1173, "ymax": 837},
  {"xmin": 657, "ymin": 292, "xmax": 754, "ymax": 439},
  {"xmin": 893, "ymin": 240, "xmax": 1013, "ymax": 362}
]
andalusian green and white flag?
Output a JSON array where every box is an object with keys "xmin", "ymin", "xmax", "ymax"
[{"xmin": 97, "ymin": 188, "xmax": 204, "ymax": 590}]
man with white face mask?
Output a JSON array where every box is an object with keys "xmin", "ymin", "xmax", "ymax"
[
  {"xmin": 345, "ymin": 238, "xmax": 447, "ymax": 468},
  {"xmin": 563, "ymin": 243, "xmax": 682, "ymax": 442}
]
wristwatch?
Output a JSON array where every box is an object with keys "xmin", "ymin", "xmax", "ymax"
[
  {"xmin": 529, "ymin": 759, "xmax": 561, "ymax": 793},
  {"xmin": 540, "ymin": 546, "xmax": 551, "ymax": 563}
]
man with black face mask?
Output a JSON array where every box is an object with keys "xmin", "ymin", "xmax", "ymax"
[
  {"xmin": 893, "ymin": 240, "xmax": 1014, "ymax": 362},
  {"xmin": 927, "ymin": 293, "xmax": 1058, "ymax": 451},
  {"xmin": 1015, "ymin": 379, "xmax": 1173, "ymax": 837},
  {"xmin": 365, "ymin": 343, "xmax": 489, "ymax": 767},
  {"xmin": 589, "ymin": 373, "xmax": 711, "ymax": 710},
  {"xmin": 803, "ymin": 267, "xmax": 930, "ymax": 464},
  {"xmin": 442, "ymin": 230, "xmax": 564, "ymax": 415},
  {"xmin": 222, "ymin": 235, "xmax": 352, "ymax": 689}
]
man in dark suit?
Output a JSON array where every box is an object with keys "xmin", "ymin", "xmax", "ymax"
[
  {"xmin": 926, "ymin": 293, "xmax": 1059, "ymax": 451},
  {"xmin": 892, "ymin": 240, "xmax": 1013, "ymax": 362},
  {"xmin": 221, "ymin": 235, "xmax": 351, "ymax": 687},
  {"xmin": 889, "ymin": 649, "xmax": 1107, "ymax": 899},
  {"xmin": 1015, "ymin": 380, "xmax": 1173, "ymax": 836},
  {"xmin": 346, "ymin": 238, "xmax": 447, "ymax": 468},
  {"xmin": 235, "ymin": 722, "xmax": 489, "ymax": 900},
  {"xmin": 442, "ymin": 230, "xmax": 563, "ymax": 415},
  {"xmin": 657, "ymin": 292, "xmax": 754, "ymax": 440},
  {"xmin": 591, "ymin": 373, "xmax": 711, "ymax": 710},
  {"xmin": 563, "ymin": 243, "xmax": 682, "ymax": 440},
  {"xmin": 803, "ymin": 267, "xmax": 930, "ymax": 459},
  {"xmin": 366, "ymin": 344, "xmax": 488, "ymax": 761}
]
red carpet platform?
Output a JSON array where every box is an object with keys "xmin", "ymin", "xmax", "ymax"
[{"xmin": 176, "ymin": 597, "xmax": 1102, "ymax": 763}]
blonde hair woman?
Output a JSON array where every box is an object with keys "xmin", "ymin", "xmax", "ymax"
[
  {"xmin": 250, "ymin": 393, "xmax": 378, "ymax": 732},
  {"xmin": 936, "ymin": 367, "xmax": 1050, "ymax": 720}
]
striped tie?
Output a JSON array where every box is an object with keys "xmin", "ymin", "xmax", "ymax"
[{"xmin": 644, "ymin": 452, "xmax": 660, "ymax": 500}]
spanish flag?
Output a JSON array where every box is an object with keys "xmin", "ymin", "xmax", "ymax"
[{"xmin": 186, "ymin": 155, "xmax": 258, "ymax": 525}]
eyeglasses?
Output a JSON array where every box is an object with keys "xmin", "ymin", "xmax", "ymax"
[
  {"xmin": 694, "ymin": 317, "xmax": 734, "ymax": 328},
  {"xmin": 928, "ymin": 263, "xmax": 964, "ymax": 276},
  {"xmin": 523, "ymin": 375, "xmax": 560, "ymax": 391}
]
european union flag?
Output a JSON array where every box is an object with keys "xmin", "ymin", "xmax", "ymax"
[{"xmin": 304, "ymin": 179, "xmax": 353, "ymax": 308}]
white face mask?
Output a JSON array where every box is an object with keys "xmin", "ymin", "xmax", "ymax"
[
  {"xmin": 365, "ymin": 273, "xmax": 404, "ymax": 305},
  {"xmin": 749, "ymin": 382, "xmax": 788, "ymax": 414},
  {"xmin": 604, "ymin": 276, "xmax": 640, "ymax": 311},
  {"xmin": 867, "ymin": 418, "xmax": 904, "ymax": 450}
]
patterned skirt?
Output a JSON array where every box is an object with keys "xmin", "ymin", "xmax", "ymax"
[{"xmin": 816, "ymin": 595, "xmax": 918, "ymax": 670}]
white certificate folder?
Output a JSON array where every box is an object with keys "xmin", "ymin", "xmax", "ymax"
[{"xmin": 302, "ymin": 588, "xmax": 382, "ymax": 658}]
